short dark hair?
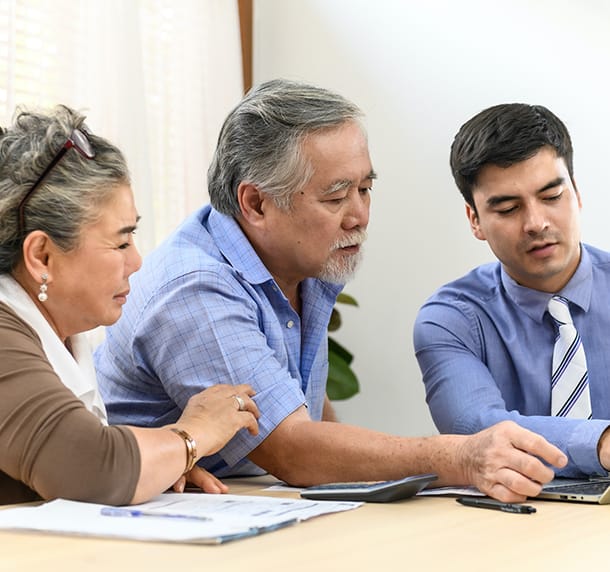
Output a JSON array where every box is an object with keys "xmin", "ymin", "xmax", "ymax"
[{"xmin": 450, "ymin": 103, "xmax": 574, "ymax": 208}]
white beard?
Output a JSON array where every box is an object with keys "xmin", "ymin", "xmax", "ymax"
[{"xmin": 317, "ymin": 229, "xmax": 367, "ymax": 284}]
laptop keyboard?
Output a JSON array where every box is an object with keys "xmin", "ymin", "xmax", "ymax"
[{"xmin": 543, "ymin": 481, "xmax": 610, "ymax": 495}]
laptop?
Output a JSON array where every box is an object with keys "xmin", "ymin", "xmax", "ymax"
[{"xmin": 536, "ymin": 477, "xmax": 610, "ymax": 504}]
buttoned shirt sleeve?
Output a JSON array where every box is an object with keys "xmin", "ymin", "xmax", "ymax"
[
  {"xmin": 131, "ymin": 268, "xmax": 310, "ymax": 468},
  {"xmin": 414, "ymin": 293, "xmax": 610, "ymax": 478},
  {"xmin": 97, "ymin": 207, "xmax": 339, "ymax": 476}
]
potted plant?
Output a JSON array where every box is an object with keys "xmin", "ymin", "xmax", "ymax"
[{"xmin": 326, "ymin": 292, "xmax": 359, "ymax": 400}]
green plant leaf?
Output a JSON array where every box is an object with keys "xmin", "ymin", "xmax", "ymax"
[
  {"xmin": 327, "ymin": 348, "xmax": 359, "ymax": 400},
  {"xmin": 336, "ymin": 292, "xmax": 358, "ymax": 306},
  {"xmin": 328, "ymin": 336, "xmax": 353, "ymax": 365},
  {"xmin": 328, "ymin": 307, "xmax": 342, "ymax": 332},
  {"xmin": 326, "ymin": 292, "xmax": 360, "ymax": 401}
]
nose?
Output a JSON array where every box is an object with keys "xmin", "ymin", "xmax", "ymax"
[
  {"xmin": 127, "ymin": 244, "xmax": 143, "ymax": 276},
  {"xmin": 522, "ymin": 203, "xmax": 549, "ymax": 235},
  {"xmin": 342, "ymin": 190, "xmax": 370, "ymax": 230}
]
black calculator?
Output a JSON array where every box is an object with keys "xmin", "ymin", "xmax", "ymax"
[{"xmin": 300, "ymin": 473, "xmax": 438, "ymax": 503}]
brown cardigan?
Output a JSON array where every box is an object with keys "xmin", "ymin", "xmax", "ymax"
[{"xmin": 0, "ymin": 302, "xmax": 140, "ymax": 505}]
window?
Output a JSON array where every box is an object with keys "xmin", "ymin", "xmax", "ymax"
[{"xmin": 0, "ymin": 0, "xmax": 244, "ymax": 252}]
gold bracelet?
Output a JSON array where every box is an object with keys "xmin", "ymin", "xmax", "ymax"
[{"xmin": 170, "ymin": 427, "xmax": 197, "ymax": 475}]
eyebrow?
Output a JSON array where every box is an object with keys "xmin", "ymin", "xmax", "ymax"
[
  {"xmin": 485, "ymin": 177, "xmax": 565, "ymax": 207},
  {"xmin": 321, "ymin": 170, "xmax": 378, "ymax": 196},
  {"xmin": 117, "ymin": 215, "xmax": 141, "ymax": 235}
]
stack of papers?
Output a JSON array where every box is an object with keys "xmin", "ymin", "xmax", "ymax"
[{"xmin": 0, "ymin": 493, "xmax": 361, "ymax": 544}]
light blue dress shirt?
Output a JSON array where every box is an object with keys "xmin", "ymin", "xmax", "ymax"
[
  {"xmin": 414, "ymin": 243, "xmax": 610, "ymax": 477},
  {"xmin": 95, "ymin": 205, "xmax": 341, "ymax": 476}
]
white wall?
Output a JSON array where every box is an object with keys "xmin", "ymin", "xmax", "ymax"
[{"xmin": 252, "ymin": 0, "xmax": 610, "ymax": 436}]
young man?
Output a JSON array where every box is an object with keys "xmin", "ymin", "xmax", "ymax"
[
  {"xmin": 414, "ymin": 103, "xmax": 610, "ymax": 478},
  {"xmin": 96, "ymin": 82, "xmax": 566, "ymax": 501}
]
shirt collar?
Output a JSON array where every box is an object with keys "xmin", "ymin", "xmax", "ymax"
[
  {"xmin": 500, "ymin": 244, "xmax": 592, "ymax": 323},
  {"xmin": 206, "ymin": 207, "xmax": 344, "ymax": 303},
  {"xmin": 207, "ymin": 207, "xmax": 275, "ymax": 285}
]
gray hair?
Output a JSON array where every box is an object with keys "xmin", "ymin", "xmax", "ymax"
[
  {"xmin": 0, "ymin": 105, "xmax": 130, "ymax": 273},
  {"xmin": 208, "ymin": 79, "xmax": 364, "ymax": 216}
]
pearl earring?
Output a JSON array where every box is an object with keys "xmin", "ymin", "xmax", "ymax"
[{"xmin": 38, "ymin": 273, "xmax": 48, "ymax": 302}]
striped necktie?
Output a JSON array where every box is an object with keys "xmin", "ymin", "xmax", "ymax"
[{"xmin": 548, "ymin": 295, "xmax": 592, "ymax": 419}]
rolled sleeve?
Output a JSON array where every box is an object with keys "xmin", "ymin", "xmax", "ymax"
[
  {"xmin": 97, "ymin": 206, "xmax": 337, "ymax": 477},
  {"xmin": 134, "ymin": 270, "xmax": 310, "ymax": 466}
]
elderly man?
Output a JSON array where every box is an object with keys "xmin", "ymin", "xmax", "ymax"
[{"xmin": 96, "ymin": 80, "xmax": 566, "ymax": 501}]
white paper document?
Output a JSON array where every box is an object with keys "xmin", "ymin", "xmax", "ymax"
[
  {"xmin": 417, "ymin": 486, "xmax": 484, "ymax": 497},
  {"xmin": 0, "ymin": 493, "xmax": 361, "ymax": 544}
]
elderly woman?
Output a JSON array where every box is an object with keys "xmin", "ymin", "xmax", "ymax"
[{"xmin": 0, "ymin": 105, "xmax": 259, "ymax": 506}]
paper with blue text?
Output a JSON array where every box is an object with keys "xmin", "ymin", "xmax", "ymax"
[{"xmin": 0, "ymin": 492, "xmax": 361, "ymax": 544}]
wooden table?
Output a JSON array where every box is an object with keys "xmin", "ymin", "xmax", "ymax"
[{"xmin": 2, "ymin": 475, "xmax": 609, "ymax": 571}]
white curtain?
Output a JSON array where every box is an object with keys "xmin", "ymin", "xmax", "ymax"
[{"xmin": 0, "ymin": 0, "xmax": 244, "ymax": 253}]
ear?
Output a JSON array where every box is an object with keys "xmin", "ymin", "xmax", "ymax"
[
  {"xmin": 21, "ymin": 231, "xmax": 53, "ymax": 284},
  {"xmin": 465, "ymin": 203, "xmax": 486, "ymax": 241},
  {"xmin": 237, "ymin": 182, "xmax": 267, "ymax": 227},
  {"xmin": 571, "ymin": 177, "xmax": 583, "ymax": 209}
]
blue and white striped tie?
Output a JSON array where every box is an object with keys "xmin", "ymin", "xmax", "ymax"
[{"xmin": 548, "ymin": 295, "xmax": 592, "ymax": 419}]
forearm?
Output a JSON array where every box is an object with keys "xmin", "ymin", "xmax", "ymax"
[
  {"xmin": 246, "ymin": 401, "xmax": 568, "ymax": 503},
  {"xmin": 128, "ymin": 384, "xmax": 260, "ymax": 503},
  {"xmin": 322, "ymin": 395, "xmax": 338, "ymax": 422},
  {"xmin": 422, "ymin": 356, "xmax": 606, "ymax": 476},
  {"xmin": 248, "ymin": 418, "xmax": 467, "ymax": 487},
  {"xmin": 128, "ymin": 426, "xmax": 188, "ymax": 504}
]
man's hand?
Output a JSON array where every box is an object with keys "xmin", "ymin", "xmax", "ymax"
[
  {"xmin": 596, "ymin": 427, "xmax": 610, "ymax": 471},
  {"xmin": 458, "ymin": 420, "xmax": 568, "ymax": 502}
]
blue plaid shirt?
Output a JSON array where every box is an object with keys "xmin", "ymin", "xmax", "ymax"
[{"xmin": 95, "ymin": 205, "xmax": 342, "ymax": 476}]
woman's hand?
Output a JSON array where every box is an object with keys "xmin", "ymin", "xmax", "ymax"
[
  {"xmin": 129, "ymin": 384, "xmax": 259, "ymax": 504},
  {"xmin": 176, "ymin": 383, "xmax": 260, "ymax": 457},
  {"xmin": 172, "ymin": 466, "xmax": 229, "ymax": 494}
]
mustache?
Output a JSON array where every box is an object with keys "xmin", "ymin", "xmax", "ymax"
[
  {"xmin": 521, "ymin": 233, "xmax": 558, "ymax": 251},
  {"xmin": 332, "ymin": 229, "xmax": 368, "ymax": 250}
]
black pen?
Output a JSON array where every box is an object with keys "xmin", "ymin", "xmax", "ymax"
[{"xmin": 456, "ymin": 497, "xmax": 536, "ymax": 514}]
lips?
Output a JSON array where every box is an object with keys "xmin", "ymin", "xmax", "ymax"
[
  {"xmin": 339, "ymin": 244, "xmax": 360, "ymax": 254},
  {"xmin": 526, "ymin": 241, "xmax": 557, "ymax": 257},
  {"xmin": 528, "ymin": 242, "xmax": 551, "ymax": 251},
  {"xmin": 333, "ymin": 229, "xmax": 368, "ymax": 251},
  {"xmin": 113, "ymin": 289, "xmax": 130, "ymax": 303}
]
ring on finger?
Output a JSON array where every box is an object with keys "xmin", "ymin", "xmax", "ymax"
[{"xmin": 233, "ymin": 394, "xmax": 246, "ymax": 411}]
